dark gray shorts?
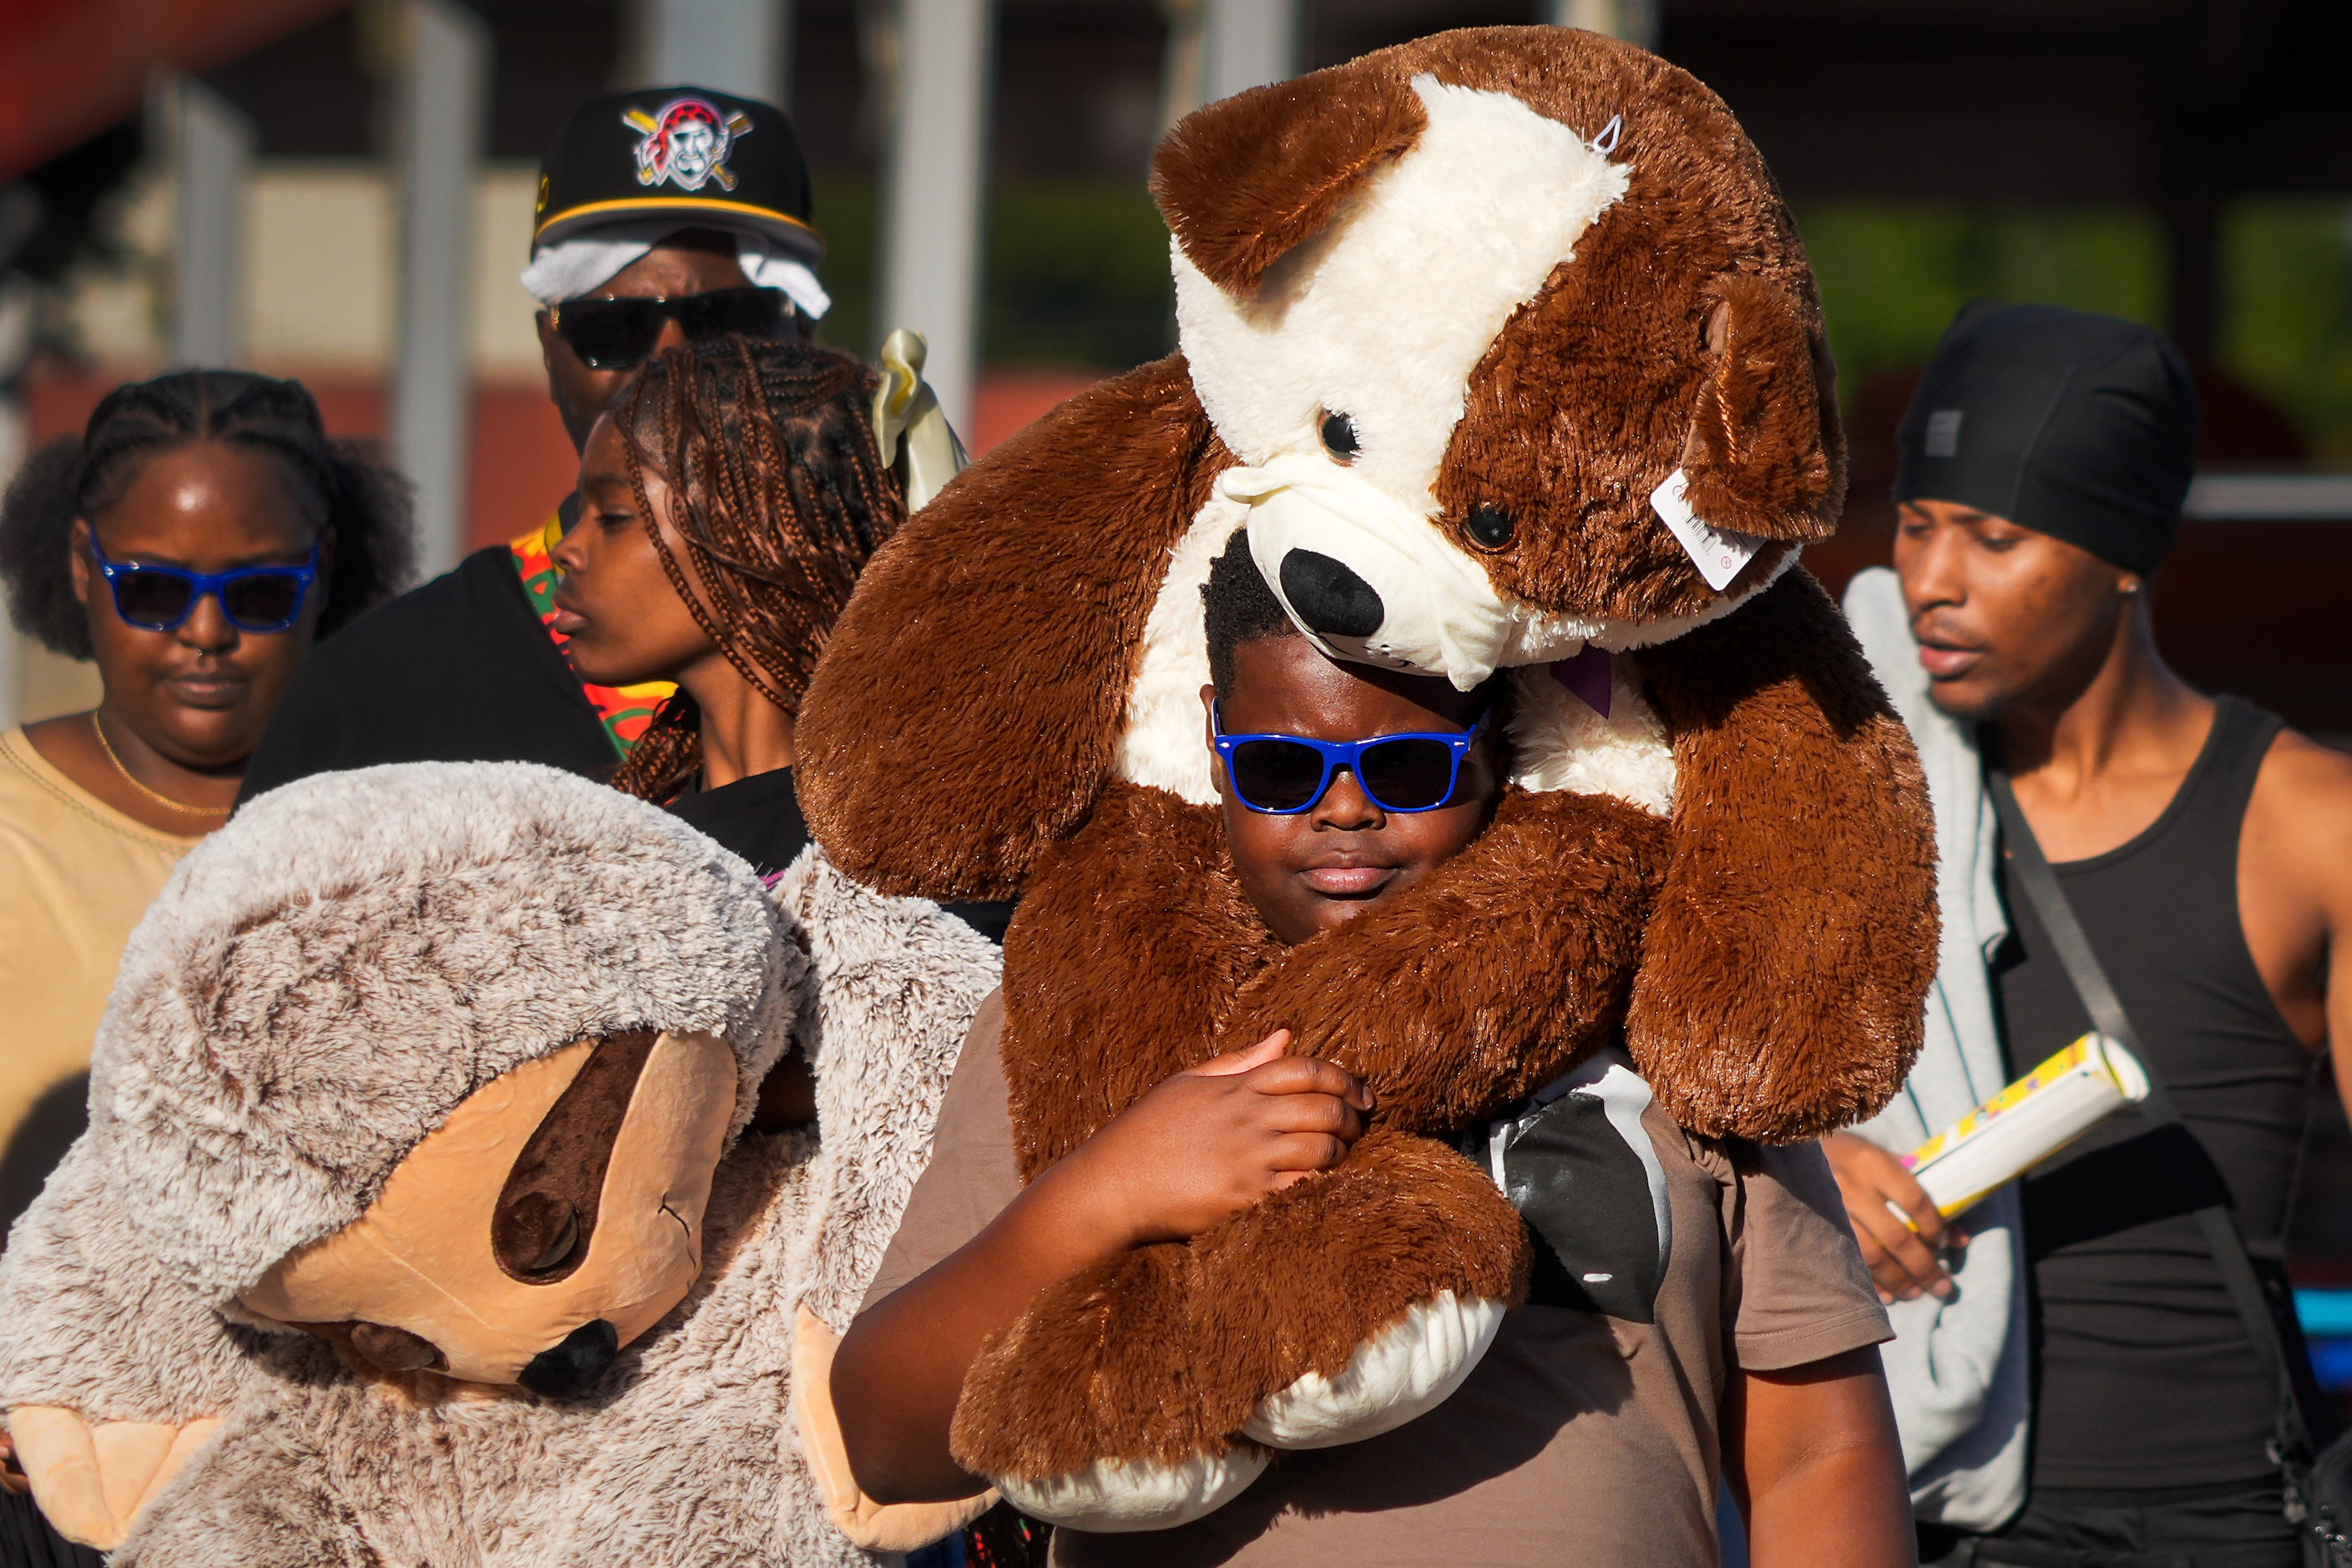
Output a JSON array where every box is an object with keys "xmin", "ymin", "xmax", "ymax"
[{"xmin": 1918, "ymin": 1479, "xmax": 2300, "ymax": 1568}]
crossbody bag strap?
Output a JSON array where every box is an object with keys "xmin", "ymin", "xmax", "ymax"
[{"xmin": 1985, "ymin": 766, "xmax": 2314, "ymax": 1460}]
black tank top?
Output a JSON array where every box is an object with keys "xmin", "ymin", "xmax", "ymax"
[{"xmin": 1990, "ymin": 697, "xmax": 2314, "ymax": 1490}]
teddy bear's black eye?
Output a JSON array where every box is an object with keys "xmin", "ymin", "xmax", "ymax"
[
  {"xmin": 1320, "ymin": 411, "xmax": 1360, "ymax": 460},
  {"xmin": 1467, "ymin": 503, "xmax": 1516, "ymax": 550}
]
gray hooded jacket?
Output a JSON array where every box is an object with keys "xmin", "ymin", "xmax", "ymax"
[{"xmin": 1844, "ymin": 567, "xmax": 2031, "ymax": 1531}]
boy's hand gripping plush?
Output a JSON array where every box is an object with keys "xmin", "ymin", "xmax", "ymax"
[
  {"xmin": 0, "ymin": 762, "xmax": 996, "ymax": 1566},
  {"xmin": 794, "ymin": 26, "xmax": 1937, "ymax": 1531}
]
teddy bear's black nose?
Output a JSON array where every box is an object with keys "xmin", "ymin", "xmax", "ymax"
[
  {"xmin": 519, "ymin": 1318, "xmax": 619, "ymax": 1399},
  {"xmin": 1279, "ymin": 549, "xmax": 1384, "ymax": 639}
]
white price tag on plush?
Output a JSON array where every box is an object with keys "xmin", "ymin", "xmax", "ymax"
[{"xmin": 1651, "ymin": 468, "xmax": 1763, "ymax": 591}]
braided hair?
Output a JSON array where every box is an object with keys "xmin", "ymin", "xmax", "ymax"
[
  {"xmin": 608, "ymin": 335, "xmax": 906, "ymax": 802},
  {"xmin": 0, "ymin": 369, "xmax": 417, "ymax": 659}
]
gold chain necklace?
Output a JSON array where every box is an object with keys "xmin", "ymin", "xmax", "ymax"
[{"xmin": 89, "ymin": 713, "xmax": 230, "ymax": 819}]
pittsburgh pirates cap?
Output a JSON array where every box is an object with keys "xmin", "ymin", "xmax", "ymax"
[{"xmin": 532, "ymin": 87, "xmax": 821, "ymax": 260}]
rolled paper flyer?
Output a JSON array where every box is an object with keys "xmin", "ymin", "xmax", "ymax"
[{"xmin": 1890, "ymin": 1032, "xmax": 2150, "ymax": 1227}]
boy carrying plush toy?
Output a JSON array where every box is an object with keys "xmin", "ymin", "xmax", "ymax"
[
  {"xmin": 820, "ymin": 539, "xmax": 1912, "ymax": 1563},
  {"xmin": 789, "ymin": 23, "xmax": 1940, "ymax": 1565}
]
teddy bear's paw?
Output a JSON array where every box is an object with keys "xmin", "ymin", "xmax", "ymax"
[
  {"xmin": 1238, "ymin": 1290, "xmax": 1505, "ymax": 1450},
  {"xmin": 6, "ymin": 1406, "xmax": 225, "ymax": 1550},
  {"xmin": 993, "ymin": 1444, "xmax": 1269, "ymax": 1533}
]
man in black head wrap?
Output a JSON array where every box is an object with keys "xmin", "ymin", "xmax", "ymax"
[
  {"xmin": 1826, "ymin": 302, "xmax": 2352, "ymax": 1566},
  {"xmin": 1891, "ymin": 301, "xmax": 2198, "ymax": 718}
]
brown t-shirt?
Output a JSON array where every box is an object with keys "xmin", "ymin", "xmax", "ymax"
[{"xmin": 863, "ymin": 994, "xmax": 1890, "ymax": 1566}]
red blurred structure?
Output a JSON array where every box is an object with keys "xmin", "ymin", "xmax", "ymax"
[{"xmin": 0, "ymin": 0, "xmax": 345, "ymax": 180}]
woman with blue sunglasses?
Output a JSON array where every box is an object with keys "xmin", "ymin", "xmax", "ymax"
[
  {"xmin": 0, "ymin": 371, "xmax": 412, "ymax": 827},
  {"xmin": 0, "ymin": 370, "xmax": 410, "ymax": 1388}
]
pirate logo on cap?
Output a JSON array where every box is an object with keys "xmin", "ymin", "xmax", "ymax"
[{"xmin": 622, "ymin": 97, "xmax": 754, "ymax": 194}]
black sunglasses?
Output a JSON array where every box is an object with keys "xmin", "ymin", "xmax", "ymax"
[{"xmin": 545, "ymin": 286, "xmax": 793, "ymax": 371}]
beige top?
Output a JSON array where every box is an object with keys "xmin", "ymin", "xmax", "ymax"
[
  {"xmin": 865, "ymin": 997, "xmax": 1892, "ymax": 1567},
  {"xmin": 0, "ymin": 725, "xmax": 201, "ymax": 1237}
]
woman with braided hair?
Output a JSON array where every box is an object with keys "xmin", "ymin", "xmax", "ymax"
[
  {"xmin": 550, "ymin": 332, "xmax": 902, "ymax": 874},
  {"xmin": 0, "ymin": 369, "xmax": 414, "ymax": 1225},
  {"xmin": 550, "ymin": 332, "xmax": 1044, "ymax": 1568}
]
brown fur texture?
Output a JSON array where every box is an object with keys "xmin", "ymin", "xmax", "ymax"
[
  {"xmin": 999, "ymin": 781, "xmax": 1667, "ymax": 1171},
  {"xmin": 1400, "ymin": 30, "xmax": 1844, "ymax": 625},
  {"xmin": 795, "ymin": 358, "xmax": 1229, "ymax": 901},
  {"xmin": 961, "ymin": 779, "xmax": 1664, "ymax": 1477},
  {"xmin": 953, "ymin": 1131, "xmax": 1526, "ymax": 1477},
  {"xmin": 1150, "ymin": 72, "xmax": 1429, "ymax": 297},
  {"xmin": 797, "ymin": 24, "xmax": 1935, "ymax": 1495},
  {"xmin": 1630, "ymin": 569, "xmax": 1939, "ymax": 1140},
  {"xmin": 1216, "ymin": 787, "xmax": 1671, "ymax": 1129},
  {"xmin": 1678, "ymin": 275, "xmax": 1844, "ymax": 544},
  {"xmin": 998, "ymin": 783, "xmax": 1274, "ymax": 1178},
  {"xmin": 1142, "ymin": 28, "xmax": 1846, "ymax": 625}
]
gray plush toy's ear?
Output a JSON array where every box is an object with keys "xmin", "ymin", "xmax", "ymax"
[
  {"xmin": 0, "ymin": 1141, "xmax": 290, "ymax": 1550},
  {"xmin": 0, "ymin": 1143, "xmax": 266, "ymax": 1427}
]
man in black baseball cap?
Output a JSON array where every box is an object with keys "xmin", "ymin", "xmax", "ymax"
[
  {"xmin": 1828, "ymin": 301, "xmax": 2352, "ymax": 1567},
  {"xmin": 524, "ymin": 89, "xmax": 828, "ymax": 453},
  {"xmin": 239, "ymin": 88, "xmax": 826, "ymax": 797},
  {"xmin": 529, "ymin": 89, "xmax": 822, "ymax": 281}
]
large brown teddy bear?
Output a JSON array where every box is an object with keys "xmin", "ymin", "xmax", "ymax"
[{"xmin": 796, "ymin": 25, "xmax": 1937, "ymax": 1530}]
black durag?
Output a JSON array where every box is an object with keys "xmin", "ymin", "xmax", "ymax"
[{"xmin": 1894, "ymin": 301, "xmax": 2199, "ymax": 577}]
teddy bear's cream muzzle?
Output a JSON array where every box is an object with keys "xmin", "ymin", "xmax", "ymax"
[{"xmin": 1224, "ymin": 454, "xmax": 1607, "ymax": 690}]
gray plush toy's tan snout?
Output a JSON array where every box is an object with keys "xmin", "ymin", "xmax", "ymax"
[{"xmin": 239, "ymin": 1029, "xmax": 741, "ymax": 1393}]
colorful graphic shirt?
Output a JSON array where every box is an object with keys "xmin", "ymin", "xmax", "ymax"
[{"xmin": 509, "ymin": 511, "xmax": 674, "ymax": 756}]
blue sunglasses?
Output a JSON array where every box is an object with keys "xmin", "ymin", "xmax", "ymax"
[
  {"xmin": 1212, "ymin": 702, "xmax": 1492, "ymax": 815},
  {"xmin": 89, "ymin": 533, "xmax": 321, "ymax": 634}
]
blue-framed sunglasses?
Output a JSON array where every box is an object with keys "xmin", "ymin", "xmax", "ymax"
[
  {"xmin": 88, "ymin": 533, "xmax": 321, "ymax": 634},
  {"xmin": 1212, "ymin": 702, "xmax": 1492, "ymax": 815}
]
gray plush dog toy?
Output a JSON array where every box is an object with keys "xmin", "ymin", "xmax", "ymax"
[{"xmin": 0, "ymin": 761, "xmax": 997, "ymax": 1566}]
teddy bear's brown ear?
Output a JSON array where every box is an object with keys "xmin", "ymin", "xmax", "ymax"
[
  {"xmin": 1151, "ymin": 65, "xmax": 1428, "ymax": 297},
  {"xmin": 795, "ymin": 357, "xmax": 1227, "ymax": 901},
  {"xmin": 1675, "ymin": 272, "xmax": 1847, "ymax": 542}
]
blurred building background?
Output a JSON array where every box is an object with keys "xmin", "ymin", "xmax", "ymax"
[
  {"xmin": 9, "ymin": 1, "xmax": 2349, "ymax": 727},
  {"xmin": 3, "ymin": 0, "xmax": 2350, "ymax": 1370}
]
